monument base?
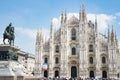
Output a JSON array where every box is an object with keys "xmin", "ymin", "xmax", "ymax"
[
  {"xmin": 0, "ymin": 61, "xmax": 28, "ymax": 76},
  {"xmin": 0, "ymin": 44, "xmax": 29, "ymax": 76}
]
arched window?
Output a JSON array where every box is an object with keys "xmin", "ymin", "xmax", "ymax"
[
  {"xmin": 72, "ymin": 47, "xmax": 76, "ymax": 55},
  {"xmin": 55, "ymin": 57, "xmax": 59, "ymax": 64},
  {"xmin": 55, "ymin": 45, "xmax": 59, "ymax": 53},
  {"xmin": 89, "ymin": 57, "xmax": 93, "ymax": 64},
  {"xmin": 89, "ymin": 45, "xmax": 93, "ymax": 52},
  {"xmin": 71, "ymin": 28, "xmax": 76, "ymax": 40},
  {"xmin": 102, "ymin": 57, "xmax": 106, "ymax": 64},
  {"xmin": 44, "ymin": 58, "xmax": 48, "ymax": 63}
]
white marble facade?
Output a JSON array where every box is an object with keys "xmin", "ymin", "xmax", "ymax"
[{"xmin": 34, "ymin": 4, "xmax": 120, "ymax": 79}]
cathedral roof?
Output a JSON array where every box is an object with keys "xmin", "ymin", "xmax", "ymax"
[{"xmin": 68, "ymin": 15, "xmax": 79, "ymax": 25}]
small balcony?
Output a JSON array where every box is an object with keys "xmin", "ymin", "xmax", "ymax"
[
  {"xmin": 88, "ymin": 63, "xmax": 95, "ymax": 67},
  {"xmin": 68, "ymin": 55, "xmax": 78, "ymax": 62},
  {"xmin": 88, "ymin": 52, "xmax": 95, "ymax": 57},
  {"xmin": 101, "ymin": 63, "xmax": 108, "ymax": 67},
  {"xmin": 69, "ymin": 40, "xmax": 78, "ymax": 45},
  {"xmin": 87, "ymin": 63, "xmax": 96, "ymax": 70},
  {"xmin": 100, "ymin": 63, "xmax": 108, "ymax": 70}
]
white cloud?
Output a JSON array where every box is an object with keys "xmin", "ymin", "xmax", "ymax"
[
  {"xmin": 115, "ymin": 12, "xmax": 120, "ymax": 16},
  {"xmin": 42, "ymin": 28, "xmax": 50, "ymax": 39},
  {"xmin": 52, "ymin": 18, "xmax": 60, "ymax": 30},
  {"xmin": 118, "ymin": 22, "xmax": 120, "ymax": 25},
  {"xmin": 16, "ymin": 27, "xmax": 37, "ymax": 39},
  {"xmin": 14, "ymin": 27, "xmax": 50, "ymax": 54},
  {"xmin": 87, "ymin": 13, "xmax": 116, "ymax": 32},
  {"xmin": 15, "ymin": 27, "xmax": 50, "ymax": 40}
]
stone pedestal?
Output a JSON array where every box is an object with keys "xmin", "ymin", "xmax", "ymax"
[
  {"xmin": 0, "ymin": 44, "xmax": 28, "ymax": 76},
  {"xmin": 0, "ymin": 44, "xmax": 19, "ymax": 61}
]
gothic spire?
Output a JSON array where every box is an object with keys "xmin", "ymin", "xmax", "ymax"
[
  {"xmin": 61, "ymin": 10, "xmax": 65, "ymax": 23},
  {"xmin": 108, "ymin": 25, "xmax": 110, "ymax": 42},
  {"xmin": 61, "ymin": 10, "xmax": 67, "ymax": 24},
  {"xmin": 111, "ymin": 25, "xmax": 115, "ymax": 42},
  {"xmin": 112, "ymin": 25, "xmax": 114, "ymax": 34},
  {"xmin": 50, "ymin": 19, "xmax": 54, "ymax": 40},
  {"xmin": 115, "ymin": 31, "xmax": 118, "ymax": 47},
  {"xmin": 36, "ymin": 30, "xmax": 43, "ymax": 47},
  {"xmin": 36, "ymin": 30, "xmax": 40, "ymax": 45},
  {"xmin": 50, "ymin": 19, "xmax": 53, "ymax": 32},
  {"xmin": 64, "ymin": 11, "xmax": 67, "ymax": 23},
  {"xmin": 40, "ymin": 30, "xmax": 43, "ymax": 43},
  {"xmin": 81, "ymin": 0, "xmax": 85, "ymax": 11},
  {"xmin": 36, "ymin": 31, "xmax": 38, "ymax": 45},
  {"xmin": 79, "ymin": 1, "xmax": 87, "ymax": 22},
  {"xmin": 95, "ymin": 15, "xmax": 98, "ymax": 32}
]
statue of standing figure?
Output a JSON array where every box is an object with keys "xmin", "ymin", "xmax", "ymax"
[{"xmin": 3, "ymin": 23, "xmax": 15, "ymax": 45}]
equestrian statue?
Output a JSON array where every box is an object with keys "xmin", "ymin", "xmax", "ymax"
[{"xmin": 3, "ymin": 23, "xmax": 15, "ymax": 45}]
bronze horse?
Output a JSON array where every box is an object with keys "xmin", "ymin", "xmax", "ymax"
[{"xmin": 3, "ymin": 23, "xmax": 15, "ymax": 45}]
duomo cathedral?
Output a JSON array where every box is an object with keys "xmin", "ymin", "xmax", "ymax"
[{"xmin": 34, "ymin": 3, "xmax": 120, "ymax": 79}]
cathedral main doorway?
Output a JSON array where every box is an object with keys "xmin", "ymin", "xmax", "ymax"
[
  {"xmin": 55, "ymin": 70, "xmax": 59, "ymax": 77},
  {"xmin": 89, "ymin": 71, "xmax": 94, "ymax": 78},
  {"xmin": 44, "ymin": 70, "xmax": 48, "ymax": 77},
  {"xmin": 71, "ymin": 66, "xmax": 77, "ymax": 78},
  {"xmin": 102, "ymin": 71, "xmax": 107, "ymax": 78}
]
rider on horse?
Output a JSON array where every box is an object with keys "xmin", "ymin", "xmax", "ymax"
[
  {"xmin": 4, "ymin": 23, "xmax": 12, "ymax": 36},
  {"xmin": 3, "ymin": 23, "xmax": 15, "ymax": 45}
]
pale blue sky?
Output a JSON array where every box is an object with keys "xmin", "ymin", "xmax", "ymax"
[{"xmin": 0, "ymin": 0, "xmax": 120, "ymax": 54}]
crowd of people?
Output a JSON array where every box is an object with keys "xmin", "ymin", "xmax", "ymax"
[{"xmin": 40, "ymin": 77, "xmax": 119, "ymax": 80}]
